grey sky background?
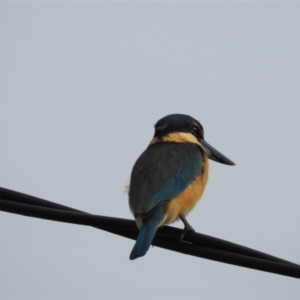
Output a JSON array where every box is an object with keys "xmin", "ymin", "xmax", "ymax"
[{"xmin": 1, "ymin": 3, "xmax": 300, "ymax": 300}]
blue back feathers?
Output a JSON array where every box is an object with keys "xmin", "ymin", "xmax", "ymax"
[{"xmin": 129, "ymin": 142, "xmax": 202, "ymax": 214}]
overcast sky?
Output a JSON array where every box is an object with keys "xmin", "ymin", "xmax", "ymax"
[{"xmin": 1, "ymin": 2, "xmax": 300, "ymax": 300}]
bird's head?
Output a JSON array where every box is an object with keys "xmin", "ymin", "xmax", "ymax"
[{"xmin": 153, "ymin": 114, "xmax": 235, "ymax": 166}]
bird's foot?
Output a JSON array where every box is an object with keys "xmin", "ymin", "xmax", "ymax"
[{"xmin": 179, "ymin": 216, "xmax": 195, "ymax": 241}]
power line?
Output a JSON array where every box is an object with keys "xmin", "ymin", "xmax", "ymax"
[{"xmin": 0, "ymin": 186, "xmax": 299, "ymax": 279}]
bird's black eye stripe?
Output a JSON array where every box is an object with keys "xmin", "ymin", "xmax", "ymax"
[{"xmin": 191, "ymin": 126, "xmax": 199, "ymax": 136}]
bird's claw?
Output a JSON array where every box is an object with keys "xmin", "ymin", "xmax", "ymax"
[
  {"xmin": 179, "ymin": 225, "xmax": 195, "ymax": 241},
  {"xmin": 178, "ymin": 215, "xmax": 195, "ymax": 241}
]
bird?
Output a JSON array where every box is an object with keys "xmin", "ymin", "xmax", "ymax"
[{"xmin": 128, "ymin": 114, "xmax": 235, "ymax": 260}]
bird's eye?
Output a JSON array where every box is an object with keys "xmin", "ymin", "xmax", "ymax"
[{"xmin": 192, "ymin": 126, "xmax": 199, "ymax": 136}]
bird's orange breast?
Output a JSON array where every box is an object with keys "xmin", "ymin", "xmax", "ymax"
[{"xmin": 163, "ymin": 155, "xmax": 209, "ymax": 225}]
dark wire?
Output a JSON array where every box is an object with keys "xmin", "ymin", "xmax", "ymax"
[{"xmin": 0, "ymin": 186, "xmax": 299, "ymax": 279}]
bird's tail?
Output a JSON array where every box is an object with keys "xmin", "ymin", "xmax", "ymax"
[{"xmin": 130, "ymin": 207, "xmax": 165, "ymax": 260}]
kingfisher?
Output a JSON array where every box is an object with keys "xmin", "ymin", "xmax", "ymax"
[{"xmin": 129, "ymin": 114, "xmax": 235, "ymax": 260}]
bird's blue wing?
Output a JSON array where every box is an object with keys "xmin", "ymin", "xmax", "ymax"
[{"xmin": 129, "ymin": 142, "xmax": 202, "ymax": 214}]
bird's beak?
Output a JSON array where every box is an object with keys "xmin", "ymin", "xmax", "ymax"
[{"xmin": 200, "ymin": 139, "xmax": 235, "ymax": 166}]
